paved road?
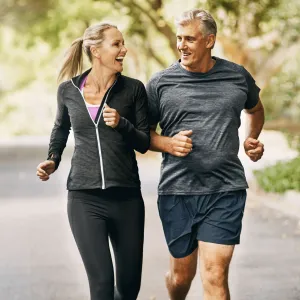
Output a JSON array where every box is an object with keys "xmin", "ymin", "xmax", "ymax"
[{"xmin": 0, "ymin": 147, "xmax": 300, "ymax": 300}]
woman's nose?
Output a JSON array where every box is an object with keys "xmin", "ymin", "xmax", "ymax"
[{"xmin": 121, "ymin": 45, "xmax": 127, "ymax": 54}]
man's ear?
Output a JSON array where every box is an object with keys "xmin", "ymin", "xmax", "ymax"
[
  {"xmin": 90, "ymin": 46, "xmax": 101, "ymax": 59},
  {"xmin": 206, "ymin": 34, "xmax": 216, "ymax": 49}
]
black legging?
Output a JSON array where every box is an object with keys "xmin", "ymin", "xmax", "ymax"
[{"xmin": 67, "ymin": 187, "xmax": 145, "ymax": 300}]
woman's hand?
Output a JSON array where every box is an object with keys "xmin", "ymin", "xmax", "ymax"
[
  {"xmin": 103, "ymin": 104, "xmax": 120, "ymax": 128},
  {"xmin": 36, "ymin": 160, "xmax": 56, "ymax": 181}
]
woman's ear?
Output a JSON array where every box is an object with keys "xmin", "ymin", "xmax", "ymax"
[{"xmin": 90, "ymin": 46, "xmax": 101, "ymax": 59}]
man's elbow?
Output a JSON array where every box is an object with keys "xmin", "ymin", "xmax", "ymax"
[{"xmin": 245, "ymin": 99, "xmax": 264, "ymax": 115}]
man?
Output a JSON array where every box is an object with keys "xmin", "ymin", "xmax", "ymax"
[{"xmin": 146, "ymin": 9, "xmax": 265, "ymax": 300}]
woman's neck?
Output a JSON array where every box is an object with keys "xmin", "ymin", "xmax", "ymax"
[{"xmin": 88, "ymin": 64, "xmax": 117, "ymax": 92}]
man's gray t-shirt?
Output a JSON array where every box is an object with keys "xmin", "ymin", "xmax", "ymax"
[{"xmin": 146, "ymin": 57, "xmax": 260, "ymax": 195}]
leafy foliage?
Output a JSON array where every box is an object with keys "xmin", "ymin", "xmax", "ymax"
[
  {"xmin": 254, "ymin": 157, "xmax": 300, "ymax": 193},
  {"xmin": 1, "ymin": 0, "xmax": 300, "ymax": 137},
  {"xmin": 261, "ymin": 52, "xmax": 300, "ymax": 122}
]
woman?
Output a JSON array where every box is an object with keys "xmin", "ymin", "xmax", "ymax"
[{"xmin": 36, "ymin": 23, "xmax": 150, "ymax": 300}]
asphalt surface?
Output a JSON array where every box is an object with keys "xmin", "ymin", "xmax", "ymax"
[{"xmin": 0, "ymin": 147, "xmax": 300, "ymax": 300}]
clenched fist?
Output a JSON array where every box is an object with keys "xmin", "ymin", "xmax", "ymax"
[
  {"xmin": 36, "ymin": 160, "xmax": 56, "ymax": 181},
  {"xmin": 244, "ymin": 137, "xmax": 264, "ymax": 162},
  {"xmin": 103, "ymin": 103, "xmax": 120, "ymax": 128},
  {"xmin": 168, "ymin": 130, "xmax": 193, "ymax": 157}
]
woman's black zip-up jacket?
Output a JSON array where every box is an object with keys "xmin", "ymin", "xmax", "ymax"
[{"xmin": 47, "ymin": 69, "xmax": 150, "ymax": 190}]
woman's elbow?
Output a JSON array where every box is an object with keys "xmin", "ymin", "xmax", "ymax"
[{"xmin": 136, "ymin": 136, "xmax": 150, "ymax": 154}]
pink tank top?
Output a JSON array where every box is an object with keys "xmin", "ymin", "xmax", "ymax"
[{"xmin": 80, "ymin": 76, "xmax": 100, "ymax": 121}]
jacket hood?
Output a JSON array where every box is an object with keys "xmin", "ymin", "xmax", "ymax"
[{"xmin": 71, "ymin": 68, "xmax": 92, "ymax": 88}]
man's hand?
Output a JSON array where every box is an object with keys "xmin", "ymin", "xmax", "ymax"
[
  {"xmin": 244, "ymin": 137, "xmax": 264, "ymax": 162},
  {"xmin": 168, "ymin": 130, "xmax": 193, "ymax": 157},
  {"xmin": 36, "ymin": 160, "xmax": 56, "ymax": 181},
  {"xmin": 103, "ymin": 104, "xmax": 120, "ymax": 128}
]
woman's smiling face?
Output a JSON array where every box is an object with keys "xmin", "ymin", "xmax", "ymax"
[{"xmin": 94, "ymin": 27, "xmax": 127, "ymax": 73}]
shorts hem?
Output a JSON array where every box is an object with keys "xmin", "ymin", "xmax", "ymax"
[
  {"xmin": 197, "ymin": 237, "xmax": 240, "ymax": 245},
  {"xmin": 168, "ymin": 245, "xmax": 198, "ymax": 259}
]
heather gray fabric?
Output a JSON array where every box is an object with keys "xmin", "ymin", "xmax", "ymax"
[{"xmin": 146, "ymin": 57, "xmax": 260, "ymax": 195}]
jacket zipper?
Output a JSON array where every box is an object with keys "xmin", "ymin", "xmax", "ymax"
[
  {"xmin": 95, "ymin": 124, "xmax": 105, "ymax": 188},
  {"xmin": 71, "ymin": 78, "xmax": 117, "ymax": 189}
]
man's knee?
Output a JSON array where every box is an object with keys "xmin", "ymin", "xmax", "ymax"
[
  {"xmin": 166, "ymin": 267, "xmax": 196, "ymax": 288},
  {"xmin": 202, "ymin": 263, "xmax": 228, "ymax": 288}
]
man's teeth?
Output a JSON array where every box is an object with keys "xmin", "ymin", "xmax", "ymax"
[{"xmin": 116, "ymin": 57, "xmax": 124, "ymax": 62}]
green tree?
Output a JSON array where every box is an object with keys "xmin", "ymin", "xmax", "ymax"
[
  {"xmin": 4, "ymin": 0, "xmax": 300, "ymax": 78},
  {"xmin": 2, "ymin": 0, "xmax": 300, "ymax": 120}
]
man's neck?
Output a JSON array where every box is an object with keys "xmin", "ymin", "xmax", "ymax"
[{"xmin": 180, "ymin": 56, "xmax": 216, "ymax": 73}]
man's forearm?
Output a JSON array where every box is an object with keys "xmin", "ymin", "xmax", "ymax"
[
  {"xmin": 245, "ymin": 108, "xmax": 265, "ymax": 140},
  {"xmin": 149, "ymin": 129, "xmax": 171, "ymax": 153}
]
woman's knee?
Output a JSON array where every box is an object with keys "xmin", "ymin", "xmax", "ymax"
[
  {"xmin": 89, "ymin": 279, "xmax": 114, "ymax": 300},
  {"xmin": 115, "ymin": 286, "xmax": 140, "ymax": 300},
  {"xmin": 115, "ymin": 277, "xmax": 141, "ymax": 300}
]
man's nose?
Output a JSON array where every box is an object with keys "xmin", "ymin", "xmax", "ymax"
[{"xmin": 178, "ymin": 40, "xmax": 187, "ymax": 50}]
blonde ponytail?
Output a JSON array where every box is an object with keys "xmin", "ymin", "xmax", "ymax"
[
  {"xmin": 57, "ymin": 37, "xmax": 84, "ymax": 83},
  {"xmin": 57, "ymin": 22, "xmax": 118, "ymax": 83}
]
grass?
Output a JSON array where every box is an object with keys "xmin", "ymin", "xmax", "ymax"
[{"xmin": 254, "ymin": 156, "xmax": 300, "ymax": 194}]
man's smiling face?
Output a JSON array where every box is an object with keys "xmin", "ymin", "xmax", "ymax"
[{"xmin": 176, "ymin": 20, "xmax": 213, "ymax": 72}]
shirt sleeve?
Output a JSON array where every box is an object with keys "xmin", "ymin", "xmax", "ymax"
[
  {"xmin": 145, "ymin": 74, "xmax": 161, "ymax": 126},
  {"xmin": 114, "ymin": 81, "xmax": 150, "ymax": 154},
  {"xmin": 242, "ymin": 67, "xmax": 261, "ymax": 110},
  {"xmin": 47, "ymin": 82, "xmax": 71, "ymax": 170}
]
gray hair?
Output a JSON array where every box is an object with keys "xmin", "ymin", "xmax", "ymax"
[
  {"xmin": 175, "ymin": 9, "xmax": 217, "ymax": 37},
  {"xmin": 58, "ymin": 22, "xmax": 117, "ymax": 83}
]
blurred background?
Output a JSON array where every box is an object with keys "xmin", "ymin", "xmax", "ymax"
[
  {"xmin": 1, "ymin": 0, "xmax": 300, "ymax": 191},
  {"xmin": 0, "ymin": 0, "xmax": 300, "ymax": 299}
]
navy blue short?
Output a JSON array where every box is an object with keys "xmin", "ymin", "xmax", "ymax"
[{"xmin": 158, "ymin": 190, "xmax": 247, "ymax": 258}]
